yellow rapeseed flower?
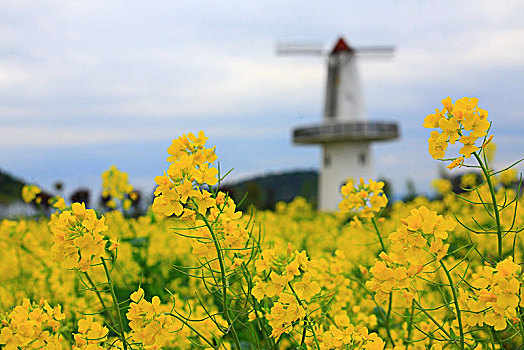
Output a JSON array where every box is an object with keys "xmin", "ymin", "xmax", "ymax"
[{"xmin": 21, "ymin": 185, "xmax": 41, "ymax": 204}]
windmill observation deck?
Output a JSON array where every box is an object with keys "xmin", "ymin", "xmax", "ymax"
[{"xmin": 293, "ymin": 120, "xmax": 399, "ymax": 144}]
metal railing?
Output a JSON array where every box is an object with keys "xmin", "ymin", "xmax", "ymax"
[{"xmin": 293, "ymin": 120, "xmax": 399, "ymax": 143}]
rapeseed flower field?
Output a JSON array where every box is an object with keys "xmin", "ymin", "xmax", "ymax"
[{"xmin": 1, "ymin": 97, "xmax": 522, "ymax": 349}]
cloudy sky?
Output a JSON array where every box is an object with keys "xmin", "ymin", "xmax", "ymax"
[{"xmin": 1, "ymin": 0, "xmax": 523, "ymax": 201}]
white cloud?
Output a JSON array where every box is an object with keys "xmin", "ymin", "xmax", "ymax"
[
  {"xmin": 0, "ymin": 0, "xmax": 522, "ymax": 197},
  {"xmin": 0, "ymin": 123, "xmax": 282, "ymax": 148}
]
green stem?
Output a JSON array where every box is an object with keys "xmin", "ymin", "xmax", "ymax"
[
  {"xmin": 519, "ymin": 321, "xmax": 524, "ymax": 345},
  {"xmin": 405, "ymin": 304, "xmax": 415, "ymax": 350},
  {"xmin": 518, "ymin": 307, "xmax": 524, "ymax": 344},
  {"xmin": 288, "ymin": 283, "xmax": 321, "ymax": 349},
  {"xmin": 300, "ymin": 326, "xmax": 307, "ymax": 347},
  {"xmin": 440, "ymin": 260, "xmax": 464, "ymax": 350},
  {"xmin": 100, "ymin": 258, "xmax": 128, "ymax": 350},
  {"xmin": 371, "ymin": 217, "xmax": 386, "ymax": 252},
  {"xmin": 83, "ymin": 272, "xmax": 116, "ymax": 327},
  {"xmin": 473, "ymin": 152, "xmax": 503, "ymax": 261},
  {"xmin": 385, "ymin": 292, "xmax": 396, "ymax": 348},
  {"xmin": 240, "ymin": 263, "xmax": 274, "ymax": 348},
  {"xmin": 490, "ymin": 327, "xmax": 503, "ymax": 348},
  {"xmin": 488, "ymin": 326, "xmax": 496, "ymax": 350},
  {"xmin": 370, "ymin": 216, "xmax": 395, "ymax": 347},
  {"xmin": 166, "ymin": 312, "xmax": 218, "ymax": 349},
  {"xmin": 199, "ymin": 213, "xmax": 242, "ymax": 350},
  {"xmin": 412, "ymin": 300, "xmax": 455, "ymax": 345}
]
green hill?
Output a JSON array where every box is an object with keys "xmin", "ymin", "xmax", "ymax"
[
  {"xmin": 220, "ymin": 169, "xmax": 318, "ymax": 210},
  {"xmin": 0, "ymin": 168, "xmax": 26, "ymax": 204}
]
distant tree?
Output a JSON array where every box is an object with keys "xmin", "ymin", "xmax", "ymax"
[
  {"xmin": 100, "ymin": 189, "xmax": 143, "ymax": 216},
  {"xmin": 71, "ymin": 188, "xmax": 90, "ymax": 207},
  {"xmin": 29, "ymin": 190, "xmax": 53, "ymax": 215},
  {"xmin": 221, "ymin": 170, "xmax": 319, "ymax": 210},
  {"xmin": 99, "ymin": 193, "xmax": 113, "ymax": 210},
  {"xmin": 301, "ymin": 177, "xmax": 317, "ymax": 208},
  {"xmin": 53, "ymin": 181, "xmax": 64, "ymax": 192},
  {"xmin": 450, "ymin": 172, "xmax": 481, "ymax": 194},
  {"xmin": 218, "ymin": 185, "xmax": 235, "ymax": 200},
  {"xmin": 0, "ymin": 168, "xmax": 26, "ymax": 204},
  {"xmin": 130, "ymin": 190, "xmax": 142, "ymax": 211},
  {"xmin": 377, "ymin": 178, "xmax": 392, "ymax": 204},
  {"xmin": 245, "ymin": 181, "xmax": 265, "ymax": 209},
  {"xmin": 266, "ymin": 188, "xmax": 275, "ymax": 210},
  {"xmin": 402, "ymin": 179, "xmax": 418, "ymax": 202}
]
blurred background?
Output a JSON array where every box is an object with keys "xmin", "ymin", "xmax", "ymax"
[{"xmin": 1, "ymin": 0, "xmax": 523, "ymax": 212}]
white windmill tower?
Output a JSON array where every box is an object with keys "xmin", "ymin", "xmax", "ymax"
[{"xmin": 278, "ymin": 37, "xmax": 400, "ymax": 211}]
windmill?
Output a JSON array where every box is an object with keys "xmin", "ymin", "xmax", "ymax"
[{"xmin": 277, "ymin": 37, "xmax": 400, "ymax": 211}]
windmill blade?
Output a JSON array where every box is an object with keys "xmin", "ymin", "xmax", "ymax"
[
  {"xmin": 354, "ymin": 46, "xmax": 395, "ymax": 58},
  {"xmin": 275, "ymin": 41, "xmax": 395, "ymax": 58},
  {"xmin": 275, "ymin": 41, "xmax": 325, "ymax": 56}
]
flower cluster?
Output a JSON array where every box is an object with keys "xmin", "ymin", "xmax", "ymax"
[
  {"xmin": 313, "ymin": 251, "xmax": 378, "ymax": 330},
  {"xmin": 499, "ymin": 168, "xmax": 518, "ymax": 187},
  {"xmin": 152, "ymin": 131, "xmax": 218, "ymax": 218},
  {"xmin": 49, "ymin": 202, "xmax": 109, "ymax": 271},
  {"xmin": 339, "ymin": 178, "xmax": 387, "ymax": 219},
  {"xmin": 152, "ymin": 131, "xmax": 253, "ymax": 272},
  {"xmin": 101, "ymin": 165, "xmax": 135, "ymax": 210},
  {"xmin": 1, "ymin": 113, "xmax": 521, "ymax": 349},
  {"xmin": 252, "ymin": 244, "xmax": 388, "ymax": 347},
  {"xmin": 127, "ymin": 288, "xmax": 227, "ymax": 349},
  {"xmin": 21, "ymin": 185, "xmax": 41, "ymax": 204},
  {"xmin": 190, "ymin": 192, "xmax": 252, "ymax": 271},
  {"xmin": 72, "ymin": 316, "xmax": 108, "ymax": 350},
  {"xmin": 318, "ymin": 321, "xmax": 385, "ymax": 350},
  {"xmin": 423, "ymin": 96, "xmax": 491, "ymax": 167},
  {"xmin": 460, "ymin": 257, "xmax": 523, "ymax": 331},
  {"xmin": 367, "ymin": 206, "xmax": 456, "ymax": 306},
  {"xmin": 431, "ymin": 178, "xmax": 452, "ymax": 195},
  {"xmin": 0, "ymin": 298, "xmax": 65, "ymax": 350},
  {"xmin": 48, "ymin": 195, "xmax": 67, "ymax": 211},
  {"xmin": 126, "ymin": 288, "xmax": 180, "ymax": 348},
  {"xmin": 253, "ymin": 244, "xmax": 322, "ymax": 339}
]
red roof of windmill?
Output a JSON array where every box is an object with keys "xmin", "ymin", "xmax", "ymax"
[{"xmin": 331, "ymin": 37, "xmax": 354, "ymax": 55}]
